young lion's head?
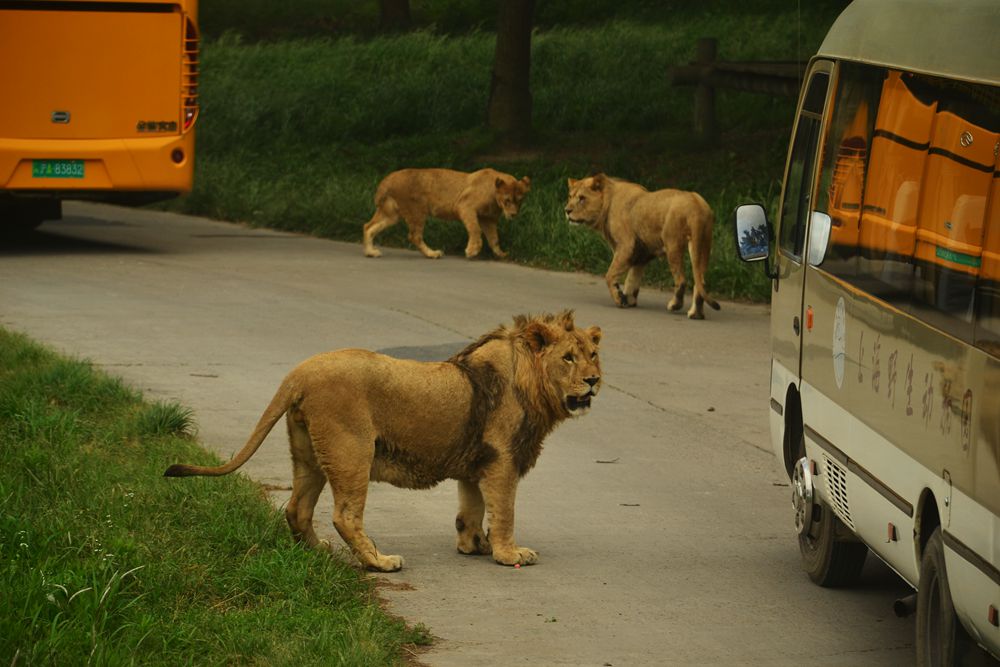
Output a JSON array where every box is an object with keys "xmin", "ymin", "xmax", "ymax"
[
  {"xmin": 494, "ymin": 176, "xmax": 532, "ymax": 219},
  {"xmin": 564, "ymin": 174, "xmax": 608, "ymax": 228},
  {"xmin": 515, "ymin": 311, "xmax": 602, "ymax": 418}
]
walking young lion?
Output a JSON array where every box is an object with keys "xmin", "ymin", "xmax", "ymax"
[
  {"xmin": 164, "ymin": 311, "xmax": 602, "ymax": 571},
  {"xmin": 362, "ymin": 167, "xmax": 531, "ymax": 260},
  {"xmin": 564, "ymin": 173, "xmax": 721, "ymax": 319}
]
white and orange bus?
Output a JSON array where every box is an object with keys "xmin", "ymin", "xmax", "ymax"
[
  {"xmin": 0, "ymin": 0, "xmax": 199, "ymax": 230},
  {"xmin": 736, "ymin": 0, "xmax": 998, "ymax": 664}
]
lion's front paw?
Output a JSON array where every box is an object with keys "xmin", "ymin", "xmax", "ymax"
[
  {"xmin": 424, "ymin": 249, "xmax": 443, "ymax": 259},
  {"xmin": 364, "ymin": 247, "xmax": 382, "ymax": 258},
  {"xmin": 465, "ymin": 244, "xmax": 482, "ymax": 259},
  {"xmin": 493, "ymin": 546, "xmax": 538, "ymax": 566},
  {"xmin": 492, "ymin": 249, "xmax": 508, "ymax": 259},
  {"xmin": 367, "ymin": 553, "xmax": 405, "ymax": 572}
]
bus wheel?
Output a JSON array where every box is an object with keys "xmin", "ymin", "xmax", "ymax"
[
  {"xmin": 793, "ymin": 448, "xmax": 866, "ymax": 586},
  {"xmin": 916, "ymin": 528, "xmax": 976, "ymax": 666},
  {"xmin": 798, "ymin": 496, "xmax": 867, "ymax": 586},
  {"xmin": 0, "ymin": 199, "xmax": 57, "ymax": 236}
]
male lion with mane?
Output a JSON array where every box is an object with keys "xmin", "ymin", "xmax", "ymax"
[
  {"xmin": 164, "ymin": 311, "xmax": 601, "ymax": 571},
  {"xmin": 565, "ymin": 173, "xmax": 720, "ymax": 319},
  {"xmin": 363, "ymin": 167, "xmax": 531, "ymax": 260}
]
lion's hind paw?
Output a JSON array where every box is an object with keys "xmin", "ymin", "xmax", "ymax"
[{"xmin": 457, "ymin": 530, "xmax": 492, "ymax": 556}]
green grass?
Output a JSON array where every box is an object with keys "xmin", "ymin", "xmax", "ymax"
[
  {"xmin": 165, "ymin": 4, "xmax": 844, "ymax": 303},
  {"xmin": 0, "ymin": 328, "xmax": 429, "ymax": 666}
]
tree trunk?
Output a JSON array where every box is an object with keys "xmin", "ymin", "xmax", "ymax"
[
  {"xmin": 378, "ymin": 0, "xmax": 411, "ymax": 32},
  {"xmin": 487, "ymin": 0, "xmax": 534, "ymax": 145}
]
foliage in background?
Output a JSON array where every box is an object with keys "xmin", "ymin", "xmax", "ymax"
[
  {"xmin": 168, "ymin": 1, "xmax": 845, "ymax": 303},
  {"xmin": 197, "ymin": 0, "xmax": 849, "ymax": 42},
  {"xmin": 0, "ymin": 328, "xmax": 428, "ymax": 665}
]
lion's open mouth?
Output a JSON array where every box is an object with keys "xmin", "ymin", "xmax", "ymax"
[{"xmin": 566, "ymin": 216, "xmax": 585, "ymax": 226}]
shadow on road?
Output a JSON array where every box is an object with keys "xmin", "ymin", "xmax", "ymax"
[{"xmin": 0, "ymin": 218, "xmax": 157, "ymax": 257}]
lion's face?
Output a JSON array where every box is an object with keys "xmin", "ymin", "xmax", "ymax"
[
  {"xmin": 564, "ymin": 174, "xmax": 608, "ymax": 227},
  {"xmin": 522, "ymin": 313, "xmax": 602, "ymax": 417},
  {"xmin": 494, "ymin": 176, "xmax": 532, "ymax": 219}
]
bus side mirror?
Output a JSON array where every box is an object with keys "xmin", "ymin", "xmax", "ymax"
[
  {"xmin": 734, "ymin": 203, "xmax": 778, "ymax": 279},
  {"xmin": 734, "ymin": 204, "xmax": 771, "ymax": 262},
  {"xmin": 807, "ymin": 211, "xmax": 832, "ymax": 267}
]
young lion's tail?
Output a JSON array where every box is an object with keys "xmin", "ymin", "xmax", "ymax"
[{"xmin": 163, "ymin": 382, "xmax": 292, "ymax": 478}]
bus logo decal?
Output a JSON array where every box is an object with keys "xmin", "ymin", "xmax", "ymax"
[
  {"xmin": 905, "ymin": 354, "xmax": 914, "ymax": 417},
  {"xmin": 136, "ymin": 120, "xmax": 179, "ymax": 133},
  {"xmin": 887, "ymin": 350, "xmax": 898, "ymax": 408},
  {"xmin": 832, "ymin": 297, "xmax": 846, "ymax": 389},
  {"xmin": 961, "ymin": 390, "xmax": 972, "ymax": 454}
]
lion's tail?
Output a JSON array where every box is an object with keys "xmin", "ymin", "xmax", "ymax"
[{"xmin": 163, "ymin": 382, "xmax": 292, "ymax": 478}]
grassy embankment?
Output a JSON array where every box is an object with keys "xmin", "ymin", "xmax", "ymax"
[
  {"xmin": 167, "ymin": 3, "xmax": 843, "ymax": 303},
  {"xmin": 0, "ymin": 328, "xmax": 428, "ymax": 665}
]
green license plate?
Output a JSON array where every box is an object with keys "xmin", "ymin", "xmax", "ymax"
[{"xmin": 32, "ymin": 159, "xmax": 85, "ymax": 179}]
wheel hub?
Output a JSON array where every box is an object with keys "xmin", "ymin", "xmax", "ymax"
[{"xmin": 792, "ymin": 456, "xmax": 814, "ymax": 535}]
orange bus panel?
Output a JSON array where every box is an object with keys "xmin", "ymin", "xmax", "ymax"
[
  {"xmin": 914, "ymin": 110, "xmax": 997, "ymax": 276},
  {"xmin": 980, "ymin": 174, "xmax": 1000, "ymax": 283},
  {"xmin": 859, "ymin": 72, "xmax": 936, "ymax": 260}
]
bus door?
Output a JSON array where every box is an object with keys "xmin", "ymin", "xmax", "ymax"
[{"xmin": 771, "ymin": 65, "xmax": 832, "ymax": 392}]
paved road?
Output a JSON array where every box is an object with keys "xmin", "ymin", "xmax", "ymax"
[{"xmin": 0, "ymin": 203, "xmax": 914, "ymax": 665}]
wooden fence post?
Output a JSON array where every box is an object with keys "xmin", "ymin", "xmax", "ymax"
[{"xmin": 694, "ymin": 37, "xmax": 717, "ymax": 145}]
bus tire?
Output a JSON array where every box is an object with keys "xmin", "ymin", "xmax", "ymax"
[
  {"xmin": 916, "ymin": 528, "xmax": 977, "ymax": 666},
  {"xmin": 0, "ymin": 199, "xmax": 55, "ymax": 236},
  {"xmin": 793, "ymin": 432, "xmax": 867, "ymax": 587},
  {"xmin": 798, "ymin": 498, "xmax": 868, "ymax": 587}
]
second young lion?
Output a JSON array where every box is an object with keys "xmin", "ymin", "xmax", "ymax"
[
  {"xmin": 564, "ymin": 173, "xmax": 720, "ymax": 319},
  {"xmin": 363, "ymin": 168, "xmax": 531, "ymax": 260}
]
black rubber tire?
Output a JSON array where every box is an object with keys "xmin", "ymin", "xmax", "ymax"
[
  {"xmin": 798, "ymin": 498, "xmax": 868, "ymax": 587},
  {"xmin": 0, "ymin": 216, "xmax": 42, "ymax": 237},
  {"xmin": 793, "ymin": 429, "xmax": 867, "ymax": 587},
  {"xmin": 916, "ymin": 528, "xmax": 979, "ymax": 666}
]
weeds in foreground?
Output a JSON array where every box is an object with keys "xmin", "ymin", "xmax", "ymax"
[{"xmin": 0, "ymin": 328, "xmax": 422, "ymax": 666}]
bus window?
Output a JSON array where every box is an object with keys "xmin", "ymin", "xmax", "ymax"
[
  {"xmin": 815, "ymin": 63, "xmax": 881, "ymax": 279},
  {"xmin": 974, "ymin": 171, "xmax": 1000, "ymax": 356},
  {"xmin": 853, "ymin": 72, "xmax": 937, "ymax": 305},
  {"xmin": 911, "ymin": 79, "xmax": 999, "ymax": 341},
  {"xmin": 779, "ymin": 73, "xmax": 829, "ymax": 260}
]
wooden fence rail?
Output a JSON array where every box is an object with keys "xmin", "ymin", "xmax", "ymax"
[{"xmin": 669, "ymin": 37, "xmax": 808, "ymax": 144}]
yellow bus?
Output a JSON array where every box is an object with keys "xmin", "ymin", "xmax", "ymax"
[
  {"xmin": 0, "ymin": 0, "xmax": 199, "ymax": 230},
  {"xmin": 735, "ymin": 0, "xmax": 999, "ymax": 664}
]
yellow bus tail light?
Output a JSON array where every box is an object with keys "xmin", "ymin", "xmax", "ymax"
[{"xmin": 182, "ymin": 15, "xmax": 199, "ymax": 131}]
